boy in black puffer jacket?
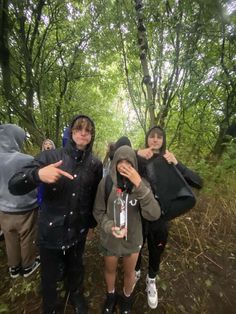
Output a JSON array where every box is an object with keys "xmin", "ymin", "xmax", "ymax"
[{"xmin": 9, "ymin": 115, "xmax": 103, "ymax": 314}]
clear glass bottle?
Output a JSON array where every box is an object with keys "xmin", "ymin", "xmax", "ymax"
[{"xmin": 113, "ymin": 188, "xmax": 126, "ymax": 231}]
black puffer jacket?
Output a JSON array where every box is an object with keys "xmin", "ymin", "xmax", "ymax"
[{"xmin": 9, "ymin": 115, "xmax": 103, "ymax": 249}]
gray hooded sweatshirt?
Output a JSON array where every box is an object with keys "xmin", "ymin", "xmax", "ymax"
[
  {"xmin": 0, "ymin": 124, "xmax": 37, "ymax": 213},
  {"xmin": 93, "ymin": 145, "xmax": 161, "ymax": 256}
]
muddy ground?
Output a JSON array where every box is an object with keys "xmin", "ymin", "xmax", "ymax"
[{"xmin": 0, "ymin": 196, "xmax": 235, "ymax": 313}]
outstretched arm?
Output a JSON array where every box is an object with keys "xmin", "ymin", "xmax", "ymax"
[
  {"xmin": 38, "ymin": 160, "xmax": 73, "ymax": 183},
  {"xmin": 9, "ymin": 157, "xmax": 73, "ymax": 195}
]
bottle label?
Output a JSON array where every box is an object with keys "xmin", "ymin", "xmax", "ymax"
[
  {"xmin": 113, "ymin": 190, "xmax": 126, "ymax": 230},
  {"xmin": 120, "ymin": 210, "xmax": 126, "ymax": 227}
]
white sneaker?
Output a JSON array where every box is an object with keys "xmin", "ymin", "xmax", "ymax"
[
  {"xmin": 135, "ymin": 270, "xmax": 141, "ymax": 283},
  {"xmin": 146, "ymin": 276, "xmax": 158, "ymax": 309}
]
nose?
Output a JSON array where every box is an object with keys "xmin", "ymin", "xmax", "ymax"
[{"xmin": 80, "ymin": 128, "xmax": 86, "ymax": 135}]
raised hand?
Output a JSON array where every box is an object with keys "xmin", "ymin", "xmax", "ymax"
[
  {"xmin": 118, "ymin": 163, "xmax": 141, "ymax": 188},
  {"xmin": 137, "ymin": 147, "xmax": 154, "ymax": 159},
  {"xmin": 163, "ymin": 150, "xmax": 178, "ymax": 165},
  {"xmin": 38, "ymin": 160, "xmax": 74, "ymax": 183}
]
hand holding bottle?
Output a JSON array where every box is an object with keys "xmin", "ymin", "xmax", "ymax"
[{"xmin": 111, "ymin": 226, "xmax": 127, "ymax": 238}]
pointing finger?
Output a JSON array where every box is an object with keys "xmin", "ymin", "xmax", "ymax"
[
  {"xmin": 51, "ymin": 160, "xmax": 63, "ymax": 168},
  {"xmin": 57, "ymin": 169, "xmax": 74, "ymax": 180}
]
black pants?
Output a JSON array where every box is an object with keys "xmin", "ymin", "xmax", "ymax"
[
  {"xmin": 136, "ymin": 196, "xmax": 195, "ymax": 278},
  {"xmin": 136, "ymin": 218, "xmax": 169, "ymax": 278},
  {"xmin": 40, "ymin": 238, "xmax": 86, "ymax": 313}
]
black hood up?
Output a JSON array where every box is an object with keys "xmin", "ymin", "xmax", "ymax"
[
  {"xmin": 145, "ymin": 126, "xmax": 166, "ymax": 155},
  {"xmin": 115, "ymin": 136, "xmax": 132, "ymax": 151},
  {"xmin": 66, "ymin": 114, "xmax": 95, "ymax": 153}
]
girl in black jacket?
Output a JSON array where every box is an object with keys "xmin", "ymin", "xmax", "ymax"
[{"xmin": 135, "ymin": 126, "xmax": 203, "ymax": 310}]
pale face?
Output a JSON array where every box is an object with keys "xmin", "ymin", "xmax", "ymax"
[
  {"xmin": 72, "ymin": 127, "xmax": 92, "ymax": 150},
  {"xmin": 147, "ymin": 133, "xmax": 163, "ymax": 152},
  {"xmin": 43, "ymin": 141, "xmax": 54, "ymax": 150}
]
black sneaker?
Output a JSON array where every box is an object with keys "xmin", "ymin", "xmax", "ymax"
[
  {"xmin": 102, "ymin": 292, "xmax": 117, "ymax": 314},
  {"xmin": 23, "ymin": 256, "xmax": 40, "ymax": 278},
  {"xmin": 9, "ymin": 265, "xmax": 22, "ymax": 278},
  {"xmin": 118, "ymin": 293, "xmax": 133, "ymax": 314},
  {"xmin": 69, "ymin": 292, "xmax": 88, "ymax": 314},
  {"xmin": 43, "ymin": 304, "xmax": 63, "ymax": 314}
]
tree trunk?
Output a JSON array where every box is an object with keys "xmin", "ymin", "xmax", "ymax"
[
  {"xmin": 0, "ymin": 0, "xmax": 44, "ymax": 144},
  {"xmin": 134, "ymin": 0, "xmax": 155, "ymax": 127}
]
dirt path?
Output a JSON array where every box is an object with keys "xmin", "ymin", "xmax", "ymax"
[{"xmin": 0, "ymin": 200, "xmax": 235, "ymax": 313}]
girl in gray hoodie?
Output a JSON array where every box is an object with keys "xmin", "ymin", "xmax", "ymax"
[{"xmin": 93, "ymin": 145, "xmax": 161, "ymax": 314}]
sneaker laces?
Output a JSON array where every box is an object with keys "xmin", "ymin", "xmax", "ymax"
[{"xmin": 147, "ymin": 279, "xmax": 157, "ymax": 297}]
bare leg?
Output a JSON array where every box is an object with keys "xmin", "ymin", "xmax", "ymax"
[
  {"xmin": 122, "ymin": 252, "xmax": 139, "ymax": 295},
  {"xmin": 104, "ymin": 256, "xmax": 119, "ymax": 292}
]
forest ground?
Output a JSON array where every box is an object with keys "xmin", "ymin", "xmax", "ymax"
[{"xmin": 0, "ymin": 194, "xmax": 235, "ymax": 314}]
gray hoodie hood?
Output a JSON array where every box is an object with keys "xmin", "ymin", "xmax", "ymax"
[
  {"xmin": 0, "ymin": 124, "xmax": 25, "ymax": 153},
  {"xmin": 0, "ymin": 124, "xmax": 37, "ymax": 213},
  {"xmin": 110, "ymin": 145, "xmax": 138, "ymax": 186}
]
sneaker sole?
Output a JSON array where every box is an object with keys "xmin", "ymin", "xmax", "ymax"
[
  {"xmin": 10, "ymin": 273, "xmax": 20, "ymax": 279},
  {"xmin": 23, "ymin": 262, "xmax": 40, "ymax": 278},
  {"xmin": 146, "ymin": 284, "xmax": 158, "ymax": 309},
  {"xmin": 146, "ymin": 289, "xmax": 158, "ymax": 309},
  {"xmin": 147, "ymin": 298, "xmax": 158, "ymax": 309}
]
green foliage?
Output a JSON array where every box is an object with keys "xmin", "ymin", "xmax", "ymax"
[
  {"xmin": 0, "ymin": 304, "xmax": 9, "ymax": 313},
  {"xmin": 0, "ymin": 0, "xmax": 235, "ymax": 166}
]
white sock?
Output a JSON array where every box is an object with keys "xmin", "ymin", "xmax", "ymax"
[{"xmin": 123, "ymin": 288, "xmax": 130, "ymax": 297}]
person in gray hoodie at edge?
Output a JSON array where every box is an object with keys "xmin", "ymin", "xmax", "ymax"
[
  {"xmin": 93, "ymin": 145, "xmax": 161, "ymax": 314},
  {"xmin": 0, "ymin": 124, "xmax": 39, "ymax": 279}
]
